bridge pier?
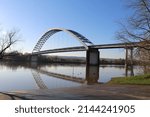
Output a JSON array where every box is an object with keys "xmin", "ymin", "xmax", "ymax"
[
  {"xmin": 86, "ymin": 48, "xmax": 99, "ymax": 66},
  {"xmin": 130, "ymin": 48, "xmax": 133, "ymax": 65},
  {"xmin": 85, "ymin": 48, "xmax": 99, "ymax": 84},
  {"xmin": 125, "ymin": 48, "xmax": 134, "ymax": 66},
  {"xmin": 125, "ymin": 48, "xmax": 134, "ymax": 76}
]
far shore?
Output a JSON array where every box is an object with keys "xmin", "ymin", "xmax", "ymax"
[{"xmin": 1, "ymin": 52, "xmax": 140, "ymax": 65}]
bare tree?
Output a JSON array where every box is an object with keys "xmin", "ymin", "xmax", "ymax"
[
  {"xmin": 0, "ymin": 30, "xmax": 19, "ymax": 59},
  {"xmin": 117, "ymin": 0, "xmax": 150, "ymax": 46},
  {"xmin": 117, "ymin": 0, "xmax": 150, "ymax": 65}
]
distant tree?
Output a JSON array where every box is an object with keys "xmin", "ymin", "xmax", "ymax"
[
  {"xmin": 0, "ymin": 29, "xmax": 19, "ymax": 59},
  {"xmin": 116, "ymin": 0, "xmax": 150, "ymax": 65}
]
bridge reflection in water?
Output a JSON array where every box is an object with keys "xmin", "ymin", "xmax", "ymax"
[
  {"xmin": 31, "ymin": 70, "xmax": 48, "ymax": 89},
  {"xmin": 30, "ymin": 63, "xmax": 99, "ymax": 89},
  {"xmin": 30, "ymin": 62, "xmax": 134, "ymax": 89}
]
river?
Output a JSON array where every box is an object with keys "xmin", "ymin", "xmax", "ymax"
[{"xmin": 0, "ymin": 62, "xmax": 142, "ymax": 92}]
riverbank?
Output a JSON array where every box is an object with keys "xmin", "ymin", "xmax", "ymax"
[
  {"xmin": 0, "ymin": 84, "xmax": 150, "ymax": 100},
  {"xmin": 108, "ymin": 74, "xmax": 150, "ymax": 85}
]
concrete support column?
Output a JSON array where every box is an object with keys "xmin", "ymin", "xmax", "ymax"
[
  {"xmin": 86, "ymin": 48, "xmax": 99, "ymax": 66},
  {"xmin": 130, "ymin": 48, "xmax": 133, "ymax": 65},
  {"xmin": 125, "ymin": 48, "xmax": 134, "ymax": 76},
  {"xmin": 130, "ymin": 48, "xmax": 134, "ymax": 76},
  {"xmin": 125, "ymin": 48, "xmax": 134, "ymax": 66},
  {"xmin": 125, "ymin": 48, "xmax": 128, "ymax": 68},
  {"xmin": 125, "ymin": 48, "xmax": 129, "ymax": 76},
  {"xmin": 85, "ymin": 48, "xmax": 100, "ymax": 84}
]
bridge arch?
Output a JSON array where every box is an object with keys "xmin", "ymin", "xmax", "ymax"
[{"xmin": 32, "ymin": 28, "xmax": 93, "ymax": 52}]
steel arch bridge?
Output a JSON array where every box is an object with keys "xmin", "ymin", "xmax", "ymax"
[
  {"xmin": 32, "ymin": 28, "xmax": 93, "ymax": 53},
  {"xmin": 32, "ymin": 27, "xmax": 141, "ymax": 67}
]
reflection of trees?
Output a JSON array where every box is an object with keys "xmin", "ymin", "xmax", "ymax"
[
  {"xmin": 100, "ymin": 65, "xmax": 125, "ymax": 69},
  {"xmin": 0, "ymin": 61, "xmax": 85, "ymax": 71},
  {"xmin": 43, "ymin": 63, "xmax": 85, "ymax": 68},
  {"xmin": 0, "ymin": 61, "xmax": 43, "ymax": 70},
  {"xmin": 0, "ymin": 61, "xmax": 20, "ymax": 71}
]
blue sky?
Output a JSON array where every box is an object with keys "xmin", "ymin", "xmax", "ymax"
[{"xmin": 0, "ymin": 0, "xmax": 131, "ymax": 58}]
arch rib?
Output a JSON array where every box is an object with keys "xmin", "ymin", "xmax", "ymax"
[{"xmin": 32, "ymin": 28, "xmax": 93, "ymax": 52}]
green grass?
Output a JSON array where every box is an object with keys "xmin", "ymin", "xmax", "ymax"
[{"xmin": 108, "ymin": 74, "xmax": 150, "ymax": 85}]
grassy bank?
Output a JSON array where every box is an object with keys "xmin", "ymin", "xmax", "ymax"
[{"xmin": 108, "ymin": 74, "xmax": 150, "ymax": 85}]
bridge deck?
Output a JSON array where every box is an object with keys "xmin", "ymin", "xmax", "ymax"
[
  {"xmin": 32, "ymin": 42, "xmax": 140, "ymax": 55},
  {"xmin": 92, "ymin": 42, "xmax": 139, "ymax": 49}
]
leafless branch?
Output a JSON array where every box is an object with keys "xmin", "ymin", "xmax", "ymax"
[
  {"xmin": 117, "ymin": 0, "xmax": 150, "ymax": 65},
  {"xmin": 0, "ymin": 30, "xmax": 19, "ymax": 58}
]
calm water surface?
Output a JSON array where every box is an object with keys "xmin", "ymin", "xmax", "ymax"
[{"xmin": 0, "ymin": 62, "xmax": 141, "ymax": 92}]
